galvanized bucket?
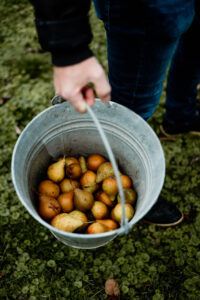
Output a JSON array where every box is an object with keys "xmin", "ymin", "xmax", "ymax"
[{"xmin": 11, "ymin": 98, "xmax": 165, "ymax": 249}]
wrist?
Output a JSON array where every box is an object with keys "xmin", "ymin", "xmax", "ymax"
[{"xmin": 51, "ymin": 46, "xmax": 93, "ymax": 67}]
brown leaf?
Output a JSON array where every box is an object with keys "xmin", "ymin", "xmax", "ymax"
[
  {"xmin": 107, "ymin": 296, "xmax": 118, "ymax": 300},
  {"xmin": 0, "ymin": 99, "xmax": 4, "ymax": 105},
  {"xmin": 105, "ymin": 278, "xmax": 120, "ymax": 296}
]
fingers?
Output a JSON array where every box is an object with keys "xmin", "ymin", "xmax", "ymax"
[
  {"xmin": 53, "ymin": 58, "xmax": 111, "ymax": 114},
  {"xmin": 69, "ymin": 93, "xmax": 87, "ymax": 114},
  {"xmin": 92, "ymin": 71, "xmax": 111, "ymax": 103},
  {"xmin": 82, "ymin": 86, "xmax": 95, "ymax": 107}
]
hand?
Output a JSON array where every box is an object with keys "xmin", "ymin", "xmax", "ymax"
[{"xmin": 54, "ymin": 57, "xmax": 111, "ymax": 113}]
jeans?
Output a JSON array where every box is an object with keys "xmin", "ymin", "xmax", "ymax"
[{"xmin": 93, "ymin": 0, "xmax": 200, "ymax": 123}]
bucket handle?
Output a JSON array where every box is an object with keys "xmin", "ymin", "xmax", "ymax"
[{"xmin": 52, "ymin": 95, "xmax": 131, "ymax": 235}]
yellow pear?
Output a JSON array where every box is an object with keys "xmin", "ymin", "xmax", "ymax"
[
  {"xmin": 38, "ymin": 180, "xmax": 60, "ymax": 198},
  {"xmin": 120, "ymin": 174, "xmax": 132, "ymax": 188},
  {"xmin": 65, "ymin": 157, "xmax": 79, "ymax": 166},
  {"xmin": 47, "ymin": 158, "xmax": 65, "ymax": 183},
  {"xmin": 111, "ymin": 203, "xmax": 134, "ymax": 223},
  {"xmin": 69, "ymin": 210, "xmax": 88, "ymax": 223},
  {"xmin": 96, "ymin": 219, "xmax": 118, "ymax": 231},
  {"xmin": 102, "ymin": 177, "xmax": 118, "ymax": 196},
  {"xmin": 87, "ymin": 222, "xmax": 108, "ymax": 234},
  {"xmin": 60, "ymin": 178, "xmax": 79, "ymax": 193},
  {"xmin": 91, "ymin": 201, "xmax": 109, "ymax": 219},
  {"xmin": 51, "ymin": 213, "xmax": 83, "ymax": 232},
  {"xmin": 96, "ymin": 162, "xmax": 115, "ymax": 183},
  {"xmin": 69, "ymin": 210, "xmax": 88, "ymax": 232},
  {"xmin": 117, "ymin": 188, "xmax": 137, "ymax": 204},
  {"xmin": 74, "ymin": 188, "xmax": 94, "ymax": 212},
  {"xmin": 79, "ymin": 156, "xmax": 87, "ymax": 173},
  {"xmin": 80, "ymin": 171, "xmax": 99, "ymax": 193}
]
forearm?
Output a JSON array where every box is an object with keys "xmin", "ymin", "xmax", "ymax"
[{"xmin": 30, "ymin": 0, "xmax": 93, "ymax": 66}]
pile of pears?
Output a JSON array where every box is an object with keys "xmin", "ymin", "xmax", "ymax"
[{"xmin": 37, "ymin": 154, "xmax": 137, "ymax": 234}]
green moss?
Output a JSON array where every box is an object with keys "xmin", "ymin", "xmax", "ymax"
[{"xmin": 1, "ymin": 0, "xmax": 200, "ymax": 299}]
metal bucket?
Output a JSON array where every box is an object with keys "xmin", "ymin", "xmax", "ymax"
[{"xmin": 11, "ymin": 99, "xmax": 165, "ymax": 249}]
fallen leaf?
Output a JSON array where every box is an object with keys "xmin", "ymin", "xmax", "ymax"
[
  {"xmin": 107, "ymin": 296, "xmax": 118, "ymax": 300},
  {"xmin": 105, "ymin": 278, "xmax": 119, "ymax": 296},
  {"xmin": 15, "ymin": 126, "xmax": 22, "ymax": 135},
  {"xmin": 190, "ymin": 156, "xmax": 200, "ymax": 165},
  {"xmin": 2, "ymin": 94, "xmax": 11, "ymax": 100}
]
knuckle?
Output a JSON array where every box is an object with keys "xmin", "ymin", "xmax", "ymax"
[
  {"xmin": 93, "ymin": 68, "xmax": 104, "ymax": 80},
  {"xmin": 61, "ymin": 88, "xmax": 74, "ymax": 100}
]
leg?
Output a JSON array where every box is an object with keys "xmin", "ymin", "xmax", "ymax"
[
  {"xmin": 93, "ymin": 0, "xmax": 195, "ymax": 120},
  {"xmin": 165, "ymin": 1, "xmax": 200, "ymax": 125},
  {"xmin": 93, "ymin": 0, "xmax": 195, "ymax": 226}
]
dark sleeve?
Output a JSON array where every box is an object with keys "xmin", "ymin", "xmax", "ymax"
[{"xmin": 30, "ymin": 0, "xmax": 93, "ymax": 66}]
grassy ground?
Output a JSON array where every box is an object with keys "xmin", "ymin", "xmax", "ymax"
[{"xmin": 1, "ymin": 1, "xmax": 200, "ymax": 299}]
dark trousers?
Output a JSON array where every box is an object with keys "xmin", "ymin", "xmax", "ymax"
[{"xmin": 93, "ymin": 0, "xmax": 200, "ymax": 123}]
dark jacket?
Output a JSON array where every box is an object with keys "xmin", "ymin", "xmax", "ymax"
[{"xmin": 30, "ymin": 0, "xmax": 93, "ymax": 66}]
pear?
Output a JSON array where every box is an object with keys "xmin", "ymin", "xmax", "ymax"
[
  {"xmin": 117, "ymin": 188, "xmax": 137, "ymax": 204},
  {"xmin": 80, "ymin": 170, "xmax": 96, "ymax": 187},
  {"xmin": 69, "ymin": 210, "xmax": 88, "ymax": 232},
  {"xmin": 87, "ymin": 222, "xmax": 108, "ymax": 234},
  {"xmin": 95, "ymin": 191, "xmax": 114, "ymax": 207},
  {"xmin": 80, "ymin": 171, "xmax": 99, "ymax": 193},
  {"xmin": 39, "ymin": 195, "xmax": 61, "ymax": 220},
  {"xmin": 60, "ymin": 178, "xmax": 79, "ymax": 193},
  {"xmin": 51, "ymin": 213, "xmax": 83, "ymax": 232},
  {"xmin": 38, "ymin": 180, "xmax": 60, "ymax": 198},
  {"xmin": 47, "ymin": 158, "xmax": 65, "ymax": 183},
  {"xmin": 91, "ymin": 201, "xmax": 109, "ymax": 220},
  {"xmin": 120, "ymin": 174, "xmax": 132, "ymax": 188},
  {"xmin": 79, "ymin": 156, "xmax": 87, "ymax": 173},
  {"xmin": 102, "ymin": 177, "xmax": 118, "ymax": 196},
  {"xmin": 69, "ymin": 210, "xmax": 88, "ymax": 223},
  {"xmin": 96, "ymin": 162, "xmax": 115, "ymax": 183},
  {"xmin": 96, "ymin": 219, "xmax": 118, "ymax": 231},
  {"xmin": 110, "ymin": 203, "xmax": 134, "ymax": 223},
  {"xmin": 57, "ymin": 191, "xmax": 74, "ymax": 212},
  {"xmin": 66, "ymin": 163, "xmax": 82, "ymax": 179},
  {"xmin": 87, "ymin": 154, "xmax": 106, "ymax": 171},
  {"xmin": 65, "ymin": 157, "xmax": 79, "ymax": 166},
  {"xmin": 74, "ymin": 188, "xmax": 94, "ymax": 212}
]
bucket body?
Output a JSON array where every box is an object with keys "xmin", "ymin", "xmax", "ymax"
[{"xmin": 12, "ymin": 100, "xmax": 165, "ymax": 249}]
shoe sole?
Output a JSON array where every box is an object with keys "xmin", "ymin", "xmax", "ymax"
[
  {"xmin": 143, "ymin": 212, "xmax": 184, "ymax": 227},
  {"xmin": 160, "ymin": 125, "xmax": 200, "ymax": 137}
]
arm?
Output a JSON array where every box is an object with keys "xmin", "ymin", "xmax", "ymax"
[{"xmin": 31, "ymin": 0, "xmax": 111, "ymax": 112}]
